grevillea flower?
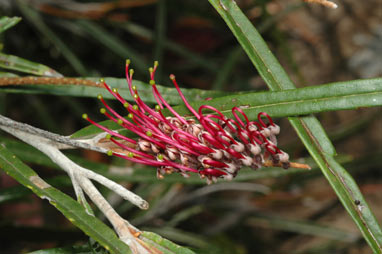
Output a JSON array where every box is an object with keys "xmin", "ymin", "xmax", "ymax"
[{"xmin": 82, "ymin": 60, "xmax": 296, "ymax": 184}]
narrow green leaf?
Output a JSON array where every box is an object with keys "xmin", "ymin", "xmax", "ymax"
[
  {"xmin": 210, "ymin": 0, "xmax": 295, "ymax": 90},
  {"xmin": 71, "ymin": 78, "xmax": 381, "ymax": 138},
  {"xmin": 0, "ymin": 71, "xmax": 18, "ymax": 77},
  {"xmin": 140, "ymin": 231, "xmax": 197, "ymax": 254},
  {"xmin": 296, "ymin": 131, "xmax": 382, "ymax": 250},
  {"xmin": 208, "ymin": 1, "xmax": 382, "ymax": 252},
  {"xmin": 0, "ymin": 145, "xmax": 131, "ymax": 254},
  {"xmin": 174, "ymin": 78, "xmax": 382, "ymax": 118},
  {"xmin": 0, "ymin": 77, "xmax": 230, "ymax": 104},
  {"xmin": 0, "ymin": 16, "xmax": 22, "ymax": 33},
  {"xmin": 0, "ymin": 53, "xmax": 61, "ymax": 77}
]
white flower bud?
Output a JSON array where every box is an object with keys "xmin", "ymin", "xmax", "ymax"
[
  {"xmin": 211, "ymin": 149, "xmax": 223, "ymax": 160},
  {"xmin": 248, "ymin": 123, "xmax": 258, "ymax": 132},
  {"xmin": 278, "ymin": 152, "xmax": 289, "ymax": 163},
  {"xmin": 224, "ymin": 163, "xmax": 237, "ymax": 174},
  {"xmin": 248, "ymin": 143, "xmax": 261, "ymax": 155},
  {"xmin": 151, "ymin": 143, "xmax": 160, "ymax": 153},
  {"xmin": 261, "ymin": 128, "xmax": 271, "ymax": 137},
  {"xmin": 223, "ymin": 173, "xmax": 234, "ymax": 181},
  {"xmin": 223, "ymin": 150, "xmax": 232, "ymax": 159},
  {"xmin": 138, "ymin": 140, "xmax": 151, "ymax": 152},
  {"xmin": 231, "ymin": 143, "xmax": 245, "ymax": 153},
  {"xmin": 166, "ymin": 146, "xmax": 178, "ymax": 160},
  {"xmin": 269, "ymin": 124, "xmax": 280, "ymax": 135},
  {"xmin": 240, "ymin": 155, "xmax": 253, "ymax": 166}
]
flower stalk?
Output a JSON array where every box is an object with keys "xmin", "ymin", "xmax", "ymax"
[{"xmin": 83, "ymin": 60, "xmax": 310, "ymax": 184}]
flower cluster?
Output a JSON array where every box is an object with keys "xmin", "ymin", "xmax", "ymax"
[{"xmin": 83, "ymin": 60, "xmax": 291, "ymax": 184}]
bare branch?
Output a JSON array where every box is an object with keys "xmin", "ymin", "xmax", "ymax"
[{"xmin": 0, "ymin": 114, "xmax": 106, "ymax": 153}]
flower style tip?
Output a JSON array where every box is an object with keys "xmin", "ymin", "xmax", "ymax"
[{"xmin": 83, "ymin": 61, "xmax": 305, "ymax": 184}]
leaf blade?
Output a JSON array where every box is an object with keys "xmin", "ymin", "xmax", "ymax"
[
  {"xmin": 0, "ymin": 16, "xmax": 22, "ymax": 33},
  {"xmin": 71, "ymin": 78, "xmax": 382, "ymax": 138},
  {"xmin": 0, "ymin": 53, "xmax": 61, "ymax": 77}
]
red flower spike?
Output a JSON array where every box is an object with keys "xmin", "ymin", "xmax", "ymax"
[{"xmin": 83, "ymin": 60, "xmax": 303, "ymax": 184}]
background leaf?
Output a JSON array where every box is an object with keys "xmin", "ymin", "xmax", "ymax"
[
  {"xmin": 0, "ymin": 16, "xmax": 22, "ymax": 34},
  {"xmin": 0, "ymin": 53, "xmax": 62, "ymax": 77}
]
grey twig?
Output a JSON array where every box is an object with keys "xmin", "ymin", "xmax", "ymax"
[
  {"xmin": 0, "ymin": 114, "xmax": 107, "ymax": 153},
  {"xmin": 0, "ymin": 115, "xmax": 150, "ymax": 252}
]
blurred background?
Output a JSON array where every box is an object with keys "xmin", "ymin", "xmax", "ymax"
[{"xmin": 0, "ymin": 0, "xmax": 381, "ymax": 253}]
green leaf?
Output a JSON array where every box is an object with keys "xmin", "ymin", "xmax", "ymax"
[
  {"xmin": 0, "ymin": 145, "xmax": 132, "ymax": 254},
  {"xmin": 174, "ymin": 78, "xmax": 382, "ymax": 119},
  {"xmin": 0, "ymin": 77, "xmax": 230, "ymax": 103},
  {"xmin": 210, "ymin": 1, "xmax": 295, "ymax": 90},
  {"xmin": 208, "ymin": 0, "xmax": 382, "ymax": 252},
  {"xmin": 304, "ymin": 148, "xmax": 382, "ymax": 250},
  {"xmin": 140, "ymin": 231, "xmax": 197, "ymax": 254},
  {"xmin": 71, "ymin": 78, "xmax": 381, "ymax": 138},
  {"xmin": 0, "ymin": 53, "xmax": 61, "ymax": 77},
  {"xmin": 0, "ymin": 16, "xmax": 22, "ymax": 34}
]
